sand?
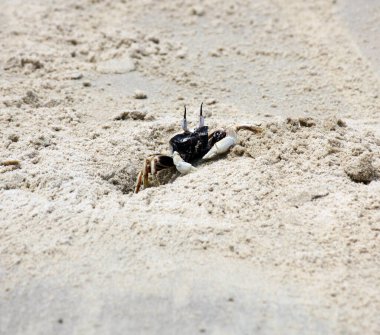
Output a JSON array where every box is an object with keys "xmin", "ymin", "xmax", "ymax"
[{"xmin": 0, "ymin": 0, "xmax": 379, "ymax": 334}]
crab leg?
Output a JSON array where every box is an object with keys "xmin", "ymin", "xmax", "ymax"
[
  {"xmin": 135, "ymin": 155, "xmax": 175, "ymax": 193},
  {"xmin": 135, "ymin": 158, "xmax": 152, "ymax": 194},
  {"xmin": 202, "ymin": 128, "xmax": 237, "ymax": 160},
  {"xmin": 173, "ymin": 151, "xmax": 196, "ymax": 174},
  {"xmin": 135, "ymin": 171, "xmax": 143, "ymax": 193},
  {"xmin": 143, "ymin": 158, "xmax": 150, "ymax": 188},
  {"xmin": 151, "ymin": 157, "xmax": 158, "ymax": 175}
]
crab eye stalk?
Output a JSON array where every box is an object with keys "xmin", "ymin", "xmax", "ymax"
[
  {"xmin": 199, "ymin": 102, "xmax": 205, "ymax": 127},
  {"xmin": 181, "ymin": 105, "xmax": 190, "ymax": 132}
]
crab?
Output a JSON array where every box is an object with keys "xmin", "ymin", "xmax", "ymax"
[{"xmin": 134, "ymin": 103, "xmax": 262, "ymax": 193}]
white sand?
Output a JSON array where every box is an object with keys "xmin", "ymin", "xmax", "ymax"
[{"xmin": 1, "ymin": 0, "xmax": 379, "ymax": 334}]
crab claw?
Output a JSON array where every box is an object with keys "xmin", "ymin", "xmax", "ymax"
[
  {"xmin": 202, "ymin": 128, "xmax": 237, "ymax": 160},
  {"xmin": 173, "ymin": 151, "xmax": 196, "ymax": 174}
]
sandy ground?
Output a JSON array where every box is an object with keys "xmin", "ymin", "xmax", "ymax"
[{"xmin": 1, "ymin": 0, "xmax": 380, "ymax": 334}]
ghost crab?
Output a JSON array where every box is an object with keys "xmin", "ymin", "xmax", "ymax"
[{"xmin": 134, "ymin": 103, "xmax": 262, "ymax": 193}]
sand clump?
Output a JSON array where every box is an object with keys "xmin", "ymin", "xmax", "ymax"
[
  {"xmin": 113, "ymin": 110, "xmax": 153, "ymax": 121},
  {"xmin": 344, "ymin": 153, "xmax": 378, "ymax": 184},
  {"xmin": 96, "ymin": 56, "xmax": 136, "ymax": 74}
]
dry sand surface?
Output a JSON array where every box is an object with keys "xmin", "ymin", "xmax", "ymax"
[{"xmin": 1, "ymin": 0, "xmax": 380, "ymax": 334}]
